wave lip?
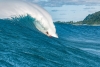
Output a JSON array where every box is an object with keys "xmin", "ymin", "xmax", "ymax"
[{"xmin": 0, "ymin": 0, "xmax": 58, "ymax": 38}]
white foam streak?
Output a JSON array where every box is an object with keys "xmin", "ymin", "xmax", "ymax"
[{"xmin": 81, "ymin": 48, "xmax": 100, "ymax": 56}]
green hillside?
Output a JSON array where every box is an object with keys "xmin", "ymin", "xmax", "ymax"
[
  {"xmin": 83, "ymin": 11, "xmax": 100, "ymax": 25},
  {"xmin": 54, "ymin": 11, "xmax": 100, "ymax": 25}
]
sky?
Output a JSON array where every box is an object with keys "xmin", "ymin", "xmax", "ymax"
[
  {"xmin": 44, "ymin": 5, "xmax": 100, "ymax": 22},
  {"xmin": 26, "ymin": 0, "xmax": 100, "ymax": 22},
  {"xmin": 31, "ymin": 0, "xmax": 100, "ymax": 6}
]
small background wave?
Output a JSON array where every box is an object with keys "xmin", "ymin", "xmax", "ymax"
[{"xmin": 0, "ymin": 16, "xmax": 100, "ymax": 67}]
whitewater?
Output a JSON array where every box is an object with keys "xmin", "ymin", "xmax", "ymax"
[
  {"xmin": 0, "ymin": 0, "xmax": 100, "ymax": 67},
  {"xmin": 0, "ymin": 0, "xmax": 58, "ymax": 38}
]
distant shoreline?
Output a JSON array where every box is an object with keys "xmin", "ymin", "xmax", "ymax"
[{"xmin": 54, "ymin": 11, "xmax": 100, "ymax": 26}]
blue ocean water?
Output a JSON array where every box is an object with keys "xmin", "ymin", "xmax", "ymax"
[{"xmin": 0, "ymin": 16, "xmax": 100, "ymax": 67}]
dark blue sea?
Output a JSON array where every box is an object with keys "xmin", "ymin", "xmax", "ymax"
[{"xmin": 0, "ymin": 16, "xmax": 100, "ymax": 67}]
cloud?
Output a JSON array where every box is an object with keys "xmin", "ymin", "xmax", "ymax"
[{"xmin": 26, "ymin": 0, "xmax": 100, "ymax": 7}]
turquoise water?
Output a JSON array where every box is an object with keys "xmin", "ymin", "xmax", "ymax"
[{"xmin": 0, "ymin": 17, "xmax": 100, "ymax": 67}]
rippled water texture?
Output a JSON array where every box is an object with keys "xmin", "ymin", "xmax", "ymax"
[{"xmin": 0, "ymin": 18, "xmax": 100, "ymax": 67}]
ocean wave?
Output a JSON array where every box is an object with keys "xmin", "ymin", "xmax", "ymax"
[
  {"xmin": 0, "ymin": 19, "xmax": 100, "ymax": 66},
  {"xmin": 0, "ymin": 0, "xmax": 58, "ymax": 38},
  {"xmin": 0, "ymin": 1, "xmax": 100, "ymax": 67}
]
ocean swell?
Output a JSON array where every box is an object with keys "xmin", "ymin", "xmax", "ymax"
[{"xmin": 0, "ymin": 19, "xmax": 100, "ymax": 67}]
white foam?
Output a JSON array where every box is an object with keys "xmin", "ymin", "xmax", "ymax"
[
  {"xmin": 81, "ymin": 48, "xmax": 100, "ymax": 56},
  {"xmin": 0, "ymin": 0, "xmax": 58, "ymax": 38}
]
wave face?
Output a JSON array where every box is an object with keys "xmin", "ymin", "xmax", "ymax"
[
  {"xmin": 0, "ymin": 17, "xmax": 100, "ymax": 67},
  {"xmin": 0, "ymin": 0, "xmax": 58, "ymax": 38}
]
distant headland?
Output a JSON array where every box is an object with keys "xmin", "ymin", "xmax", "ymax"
[{"xmin": 54, "ymin": 11, "xmax": 100, "ymax": 26}]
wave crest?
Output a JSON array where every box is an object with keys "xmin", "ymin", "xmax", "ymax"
[{"xmin": 0, "ymin": 0, "xmax": 58, "ymax": 38}]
